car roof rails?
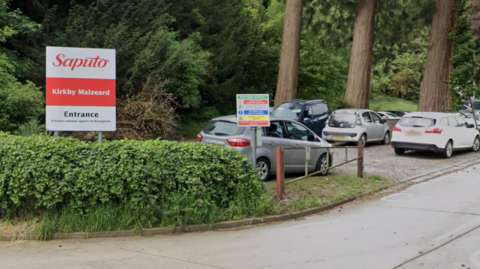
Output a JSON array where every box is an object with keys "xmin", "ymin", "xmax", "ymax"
[
  {"xmin": 305, "ymin": 99, "xmax": 326, "ymax": 104},
  {"xmin": 282, "ymin": 99, "xmax": 304, "ymax": 103}
]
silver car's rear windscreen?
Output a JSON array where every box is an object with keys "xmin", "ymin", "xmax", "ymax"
[
  {"xmin": 328, "ymin": 113, "xmax": 357, "ymax": 128},
  {"xmin": 204, "ymin": 120, "xmax": 245, "ymax": 136}
]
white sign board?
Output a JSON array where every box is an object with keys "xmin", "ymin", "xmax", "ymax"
[{"xmin": 46, "ymin": 47, "xmax": 116, "ymax": 131}]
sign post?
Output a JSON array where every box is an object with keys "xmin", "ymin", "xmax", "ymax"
[
  {"xmin": 46, "ymin": 47, "xmax": 116, "ymax": 141},
  {"xmin": 469, "ymin": 96, "xmax": 478, "ymax": 130},
  {"xmin": 237, "ymin": 94, "xmax": 270, "ymax": 169}
]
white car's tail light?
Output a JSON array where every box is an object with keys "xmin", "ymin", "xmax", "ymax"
[
  {"xmin": 197, "ymin": 133, "xmax": 203, "ymax": 142},
  {"xmin": 227, "ymin": 138, "xmax": 251, "ymax": 147},
  {"xmin": 393, "ymin": 126, "xmax": 402, "ymax": 132},
  {"xmin": 425, "ymin": 128, "xmax": 443, "ymax": 134}
]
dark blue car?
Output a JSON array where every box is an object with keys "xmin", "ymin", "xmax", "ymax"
[{"xmin": 271, "ymin": 99, "xmax": 330, "ymax": 137}]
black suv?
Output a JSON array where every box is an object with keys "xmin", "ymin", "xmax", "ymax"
[{"xmin": 271, "ymin": 99, "xmax": 330, "ymax": 136}]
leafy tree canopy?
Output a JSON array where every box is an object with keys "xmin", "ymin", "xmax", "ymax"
[{"xmin": 0, "ymin": 0, "xmax": 43, "ymax": 132}]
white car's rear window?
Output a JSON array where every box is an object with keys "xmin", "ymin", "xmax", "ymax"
[{"xmin": 399, "ymin": 117, "xmax": 435, "ymax": 127}]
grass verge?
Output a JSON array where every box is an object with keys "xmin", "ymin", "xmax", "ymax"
[
  {"xmin": 1, "ymin": 174, "xmax": 391, "ymax": 240},
  {"xmin": 370, "ymin": 96, "xmax": 418, "ymax": 112},
  {"xmin": 265, "ymin": 174, "xmax": 391, "ymax": 214}
]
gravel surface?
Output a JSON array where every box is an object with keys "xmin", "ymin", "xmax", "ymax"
[
  {"xmin": 184, "ymin": 137, "xmax": 480, "ymax": 183},
  {"xmin": 328, "ymin": 142, "xmax": 480, "ymax": 183}
]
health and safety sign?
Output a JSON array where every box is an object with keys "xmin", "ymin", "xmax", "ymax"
[{"xmin": 236, "ymin": 94, "xmax": 270, "ymax": 126}]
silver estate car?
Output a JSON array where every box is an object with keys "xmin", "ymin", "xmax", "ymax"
[
  {"xmin": 322, "ymin": 109, "xmax": 390, "ymax": 146},
  {"xmin": 197, "ymin": 115, "xmax": 333, "ymax": 181}
]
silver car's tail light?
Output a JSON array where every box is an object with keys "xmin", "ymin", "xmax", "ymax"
[
  {"xmin": 227, "ymin": 138, "xmax": 251, "ymax": 147},
  {"xmin": 197, "ymin": 133, "xmax": 203, "ymax": 142},
  {"xmin": 393, "ymin": 126, "xmax": 402, "ymax": 132},
  {"xmin": 356, "ymin": 115, "xmax": 363, "ymax": 126}
]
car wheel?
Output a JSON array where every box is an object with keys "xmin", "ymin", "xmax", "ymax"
[
  {"xmin": 359, "ymin": 134, "xmax": 366, "ymax": 147},
  {"xmin": 394, "ymin": 148, "xmax": 405, "ymax": 155},
  {"xmin": 442, "ymin": 140, "xmax": 453, "ymax": 158},
  {"xmin": 381, "ymin": 132, "xmax": 390, "ymax": 145},
  {"xmin": 256, "ymin": 157, "xmax": 271, "ymax": 181},
  {"xmin": 471, "ymin": 136, "xmax": 480, "ymax": 152},
  {"xmin": 315, "ymin": 154, "xmax": 330, "ymax": 176}
]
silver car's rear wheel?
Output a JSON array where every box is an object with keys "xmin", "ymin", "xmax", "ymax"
[
  {"xmin": 359, "ymin": 134, "xmax": 366, "ymax": 147},
  {"xmin": 256, "ymin": 157, "xmax": 270, "ymax": 181},
  {"xmin": 315, "ymin": 154, "xmax": 330, "ymax": 176},
  {"xmin": 382, "ymin": 132, "xmax": 390, "ymax": 145}
]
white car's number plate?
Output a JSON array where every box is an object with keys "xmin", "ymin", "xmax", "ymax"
[
  {"xmin": 406, "ymin": 130, "xmax": 421, "ymax": 136},
  {"xmin": 333, "ymin": 136, "xmax": 347, "ymax": 140}
]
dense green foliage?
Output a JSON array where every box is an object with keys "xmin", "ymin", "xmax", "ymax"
[
  {"xmin": 0, "ymin": 133, "xmax": 272, "ymax": 221},
  {"xmin": 0, "ymin": 0, "xmax": 43, "ymax": 132},
  {"xmin": 2, "ymin": 0, "xmax": 480, "ymax": 132},
  {"xmin": 449, "ymin": 0, "xmax": 480, "ymax": 110}
]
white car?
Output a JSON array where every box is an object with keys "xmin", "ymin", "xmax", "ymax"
[
  {"xmin": 322, "ymin": 109, "xmax": 391, "ymax": 146},
  {"xmin": 391, "ymin": 112, "xmax": 480, "ymax": 158}
]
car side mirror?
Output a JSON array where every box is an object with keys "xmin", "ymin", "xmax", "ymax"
[
  {"xmin": 469, "ymin": 123, "xmax": 475, "ymax": 128},
  {"xmin": 303, "ymin": 118, "xmax": 311, "ymax": 123}
]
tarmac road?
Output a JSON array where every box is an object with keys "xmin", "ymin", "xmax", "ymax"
[{"xmin": 2, "ymin": 162, "xmax": 480, "ymax": 269}]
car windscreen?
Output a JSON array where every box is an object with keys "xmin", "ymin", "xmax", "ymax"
[
  {"xmin": 398, "ymin": 117, "xmax": 435, "ymax": 127},
  {"xmin": 271, "ymin": 104, "xmax": 303, "ymax": 120},
  {"xmin": 328, "ymin": 113, "xmax": 357, "ymax": 128},
  {"xmin": 384, "ymin": 112, "xmax": 399, "ymax": 118},
  {"xmin": 204, "ymin": 120, "xmax": 242, "ymax": 136}
]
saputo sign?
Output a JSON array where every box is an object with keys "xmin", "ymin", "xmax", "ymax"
[{"xmin": 46, "ymin": 47, "xmax": 116, "ymax": 131}]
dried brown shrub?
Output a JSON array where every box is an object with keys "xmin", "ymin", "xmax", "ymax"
[
  {"xmin": 107, "ymin": 75, "xmax": 179, "ymax": 141},
  {"xmin": 69, "ymin": 74, "xmax": 179, "ymax": 141}
]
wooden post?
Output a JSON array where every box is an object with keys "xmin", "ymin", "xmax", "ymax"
[
  {"xmin": 357, "ymin": 140, "xmax": 364, "ymax": 178},
  {"xmin": 276, "ymin": 148, "xmax": 284, "ymax": 200}
]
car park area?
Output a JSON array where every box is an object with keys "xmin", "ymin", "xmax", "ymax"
[{"xmin": 314, "ymin": 142, "xmax": 480, "ymax": 185}]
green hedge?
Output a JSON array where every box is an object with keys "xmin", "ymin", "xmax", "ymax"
[{"xmin": 0, "ymin": 133, "xmax": 270, "ymax": 219}]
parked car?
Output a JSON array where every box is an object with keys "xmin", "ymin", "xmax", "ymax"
[
  {"xmin": 391, "ymin": 112, "xmax": 480, "ymax": 158},
  {"xmin": 197, "ymin": 115, "xmax": 333, "ymax": 181},
  {"xmin": 378, "ymin": 111, "xmax": 402, "ymax": 119},
  {"xmin": 387, "ymin": 110, "xmax": 409, "ymax": 117},
  {"xmin": 271, "ymin": 99, "xmax": 330, "ymax": 137},
  {"xmin": 462, "ymin": 98, "xmax": 480, "ymax": 111},
  {"xmin": 456, "ymin": 111, "xmax": 480, "ymax": 130},
  {"xmin": 322, "ymin": 109, "xmax": 391, "ymax": 146}
]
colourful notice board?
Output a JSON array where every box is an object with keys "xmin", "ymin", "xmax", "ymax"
[{"xmin": 237, "ymin": 94, "xmax": 270, "ymax": 126}]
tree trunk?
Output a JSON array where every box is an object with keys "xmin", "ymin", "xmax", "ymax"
[
  {"xmin": 274, "ymin": 0, "xmax": 303, "ymax": 108},
  {"xmin": 418, "ymin": 0, "xmax": 457, "ymax": 112},
  {"xmin": 344, "ymin": 0, "xmax": 377, "ymax": 109}
]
